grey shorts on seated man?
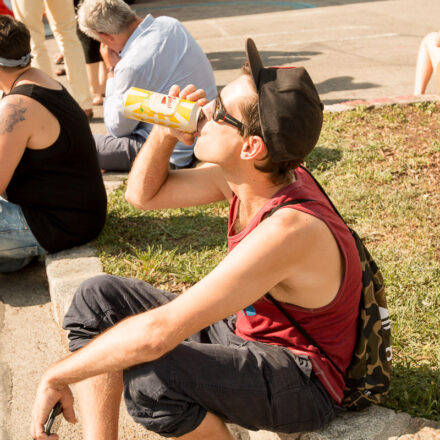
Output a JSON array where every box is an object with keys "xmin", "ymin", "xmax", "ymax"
[
  {"xmin": 63, "ymin": 274, "xmax": 339, "ymax": 438},
  {"xmin": 94, "ymin": 133, "xmax": 197, "ymax": 172}
]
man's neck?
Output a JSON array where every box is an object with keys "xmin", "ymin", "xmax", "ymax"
[
  {"xmin": 0, "ymin": 67, "xmax": 30, "ymax": 94},
  {"xmin": 227, "ymin": 170, "xmax": 292, "ymax": 221},
  {"xmin": 120, "ymin": 16, "xmax": 143, "ymax": 52}
]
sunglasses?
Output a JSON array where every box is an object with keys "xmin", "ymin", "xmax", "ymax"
[{"xmin": 212, "ymin": 94, "xmax": 246, "ymax": 134}]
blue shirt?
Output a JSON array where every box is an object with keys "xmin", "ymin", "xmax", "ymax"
[{"xmin": 104, "ymin": 15, "xmax": 217, "ymax": 167}]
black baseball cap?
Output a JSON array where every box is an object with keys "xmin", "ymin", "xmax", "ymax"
[{"xmin": 245, "ymin": 38, "xmax": 323, "ymax": 163}]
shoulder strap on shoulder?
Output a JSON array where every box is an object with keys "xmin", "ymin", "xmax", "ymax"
[
  {"xmin": 265, "ymin": 196, "xmax": 345, "ymax": 376},
  {"xmin": 267, "ymin": 199, "xmax": 314, "ymax": 217}
]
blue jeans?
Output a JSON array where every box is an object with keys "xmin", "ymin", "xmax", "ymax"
[{"xmin": 0, "ymin": 197, "xmax": 47, "ymax": 273}]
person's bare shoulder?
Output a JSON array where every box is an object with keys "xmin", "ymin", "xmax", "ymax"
[{"xmin": 0, "ymin": 94, "xmax": 31, "ymax": 136}]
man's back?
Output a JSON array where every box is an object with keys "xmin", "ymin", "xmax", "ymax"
[
  {"xmin": 3, "ymin": 69, "xmax": 107, "ymax": 253},
  {"xmin": 103, "ymin": 14, "xmax": 216, "ymax": 166}
]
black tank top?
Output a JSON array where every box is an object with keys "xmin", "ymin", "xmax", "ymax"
[{"xmin": 6, "ymin": 84, "xmax": 107, "ymax": 253}]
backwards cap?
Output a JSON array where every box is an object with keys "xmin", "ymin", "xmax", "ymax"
[{"xmin": 245, "ymin": 38, "xmax": 323, "ymax": 163}]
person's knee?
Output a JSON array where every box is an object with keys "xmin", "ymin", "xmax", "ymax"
[
  {"xmin": 63, "ymin": 274, "xmax": 118, "ymax": 329},
  {"xmin": 74, "ymin": 274, "xmax": 115, "ymax": 307}
]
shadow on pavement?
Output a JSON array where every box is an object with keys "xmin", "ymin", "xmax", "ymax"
[
  {"xmin": 316, "ymin": 75, "xmax": 378, "ymax": 95},
  {"xmin": 0, "ymin": 260, "xmax": 50, "ymax": 307},
  {"xmin": 133, "ymin": 0, "xmax": 383, "ymax": 21},
  {"xmin": 207, "ymin": 49, "xmax": 321, "ymax": 71}
]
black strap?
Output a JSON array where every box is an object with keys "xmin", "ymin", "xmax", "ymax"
[
  {"xmin": 266, "ymin": 293, "xmax": 344, "ymax": 376},
  {"xmin": 265, "ymin": 180, "xmax": 346, "ymax": 376},
  {"xmin": 267, "ymin": 199, "xmax": 314, "ymax": 217}
]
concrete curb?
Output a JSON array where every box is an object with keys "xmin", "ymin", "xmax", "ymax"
[{"xmin": 45, "ymin": 97, "xmax": 440, "ymax": 440}]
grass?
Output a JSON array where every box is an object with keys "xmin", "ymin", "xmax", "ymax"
[{"xmin": 96, "ymin": 101, "xmax": 440, "ymax": 420}]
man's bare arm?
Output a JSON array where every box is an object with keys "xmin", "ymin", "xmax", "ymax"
[
  {"xmin": 125, "ymin": 85, "xmax": 232, "ymax": 210},
  {"xmin": 36, "ymin": 211, "xmax": 313, "ymax": 385},
  {"xmin": 31, "ymin": 209, "xmax": 316, "ymax": 438},
  {"xmin": 0, "ymin": 96, "xmax": 31, "ymax": 193}
]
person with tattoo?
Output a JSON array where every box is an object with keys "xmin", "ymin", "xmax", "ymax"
[{"xmin": 0, "ymin": 15, "xmax": 107, "ymax": 273}]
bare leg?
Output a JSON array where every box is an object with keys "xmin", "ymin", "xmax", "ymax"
[
  {"xmin": 173, "ymin": 412, "xmax": 234, "ymax": 440},
  {"xmin": 414, "ymin": 32, "xmax": 440, "ymax": 95},
  {"xmin": 86, "ymin": 61, "xmax": 105, "ymax": 104},
  {"xmin": 98, "ymin": 61, "xmax": 107, "ymax": 96},
  {"xmin": 74, "ymin": 371, "xmax": 123, "ymax": 440}
]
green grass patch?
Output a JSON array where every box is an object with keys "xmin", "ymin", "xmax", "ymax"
[{"xmin": 96, "ymin": 102, "xmax": 440, "ymax": 420}]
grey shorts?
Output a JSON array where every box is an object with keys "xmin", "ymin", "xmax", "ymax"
[{"xmin": 63, "ymin": 275, "xmax": 338, "ymax": 437}]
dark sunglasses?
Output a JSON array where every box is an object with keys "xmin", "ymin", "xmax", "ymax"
[{"xmin": 212, "ymin": 95, "xmax": 246, "ymax": 134}]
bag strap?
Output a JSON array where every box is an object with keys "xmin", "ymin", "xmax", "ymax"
[
  {"xmin": 265, "ymin": 186, "xmax": 346, "ymax": 376},
  {"xmin": 266, "ymin": 293, "xmax": 344, "ymax": 376},
  {"xmin": 267, "ymin": 199, "xmax": 314, "ymax": 216}
]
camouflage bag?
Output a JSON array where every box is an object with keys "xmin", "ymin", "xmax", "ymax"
[
  {"xmin": 266, "ymin": 166, "xmax": 392, "ymax": 411},
  {"xmin": 340, "ymin": 228, "xmax": 392, "ymax": 410}
]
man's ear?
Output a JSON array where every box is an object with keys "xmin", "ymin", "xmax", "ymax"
[
  {"xmin": 97, "ymin": 32, "xmax": 114, "ymax": 44},
  {"xmin": 240, "ymin": 135, "xmax": 267, "ymax": 161}
]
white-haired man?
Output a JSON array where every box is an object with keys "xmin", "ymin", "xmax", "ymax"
[
  {"xmin": 31, "ymin": 39, "xmax": 362, "ymax": 440},
  {"xmin": 77, "ymin": 0, "xmax": 217, "ymax": 172}
]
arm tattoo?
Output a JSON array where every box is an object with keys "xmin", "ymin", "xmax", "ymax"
[{"xmin": 0, "ymin": 99, "xmax": 27, "ymax": 135}]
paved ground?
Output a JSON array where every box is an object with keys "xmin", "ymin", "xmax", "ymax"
[{"xmin": 1, "ymin": 1, "xmax": 440, "ymax": 439}]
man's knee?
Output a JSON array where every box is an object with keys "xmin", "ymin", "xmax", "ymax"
[
  {"xmin": 71, "ymin": 274, "xmax": 118, "ymax": 312},
  {"xmin": 62, "ymin": 274, "xmax": 126, "ymax": 351}
]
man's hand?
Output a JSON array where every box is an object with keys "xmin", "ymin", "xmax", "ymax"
[
  {"xmin": 100, "ymin": 43, "xmax": 121, "ymax": 72},
  {"xmin": 30, "ymin": 376, "xmax": 76, "ymax": 440},
  {"xmin": 164, "ymin": 84, "xmax": 209, "ymax": 145}
]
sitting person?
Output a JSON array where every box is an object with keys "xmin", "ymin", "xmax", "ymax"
[
  {"xmin": 414, "ymin": 31, "xmax": 440, "ymax": 95},
  {"xmin": 77, "ymin": 0, "xmax": 217, "ymax": 172},
  {"xmin": 31, "ymin": 39, "xmax": 362, "ymax": 440},
  {"xmin": 0, "ymin": 15, "xmax": 107, "ymax": 273}
]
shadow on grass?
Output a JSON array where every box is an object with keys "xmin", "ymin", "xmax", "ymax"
[
  {"xmin": 97, "ymin": 210, "xmax": 228, "ymax": 256},
  {"xmin": 386, "ymin": 362, "xmax": 440, "ymax": 421},
  {"xmin": 303, "ymin": 146, "xmax": 343, "ymax": 172}
]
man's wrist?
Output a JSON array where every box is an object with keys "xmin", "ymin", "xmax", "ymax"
[
  {"xmin": 152, "ymin": 124, "xmax": 180, "ymax": 146},
  {"xmin": 41, "ymin": 369, "xmax": 65, "ymax": 391}
]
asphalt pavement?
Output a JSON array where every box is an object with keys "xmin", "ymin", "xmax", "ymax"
[{"xmin": 1, "ymin": 1, "xmax": 440, "ymax": 439}]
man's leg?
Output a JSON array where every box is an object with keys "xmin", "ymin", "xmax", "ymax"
[
  {"xmin": 63, "ymin": 275, "xmax": 178, "ymax": 438},
  {"xmin": 94, "ymin": 133, "xmax": 145, "ymax": 172},
  {"xmin": 0, "ymin": 197, "xmax": 47, "ymax": 273},
  {"xmin": 44, "ymin": 0, "xmax": 93, "ymax": 110},
  {"xmin": 10, "ymin": 0, "xmax": 52, "ymax": 75},
  {"xmin": 74, "ymin": 372, "xmax": 123, "ymax": 440},
  {"xmin": 414, "ymin": 32, "xmax": 440, "ymax": 95}
]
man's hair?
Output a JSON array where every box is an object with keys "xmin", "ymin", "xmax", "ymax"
[
  {"xmin": 239, "ymin": 63, "xmax": 297, "ymax": 186},
  {"xmin": 77, "ymin": 0, "xmax": 137, "ymax": 40},
  {"xmin": 0, "ymin": 15, "xmax": 31, "ymax": 72}
]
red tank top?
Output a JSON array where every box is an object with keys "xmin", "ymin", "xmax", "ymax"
[{"xmin": 229, "ymin": 167, "xmax": 362, "ymax": 403}]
